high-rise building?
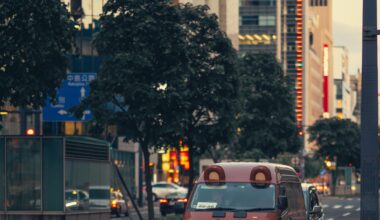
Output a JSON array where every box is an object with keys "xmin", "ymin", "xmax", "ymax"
[
  {"xmin": 239, "ymin": 0, "xmax": 333, "ymax": 151},
  {"xmin": 332, "ymin": 46, "xmax": 353, "ymax": 120},
  {"xmin": 350, "ymin": 70, "xmax": 362, "ymax": 124},
  {"xmin": 175, "ymin": 0, "xmax": 239, "ymax": 50}
]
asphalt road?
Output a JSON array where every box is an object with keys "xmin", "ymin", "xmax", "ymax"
[
  {"xmin": 112, "ymin": 202, "xmax": 161, "ymax": 220},
  {"xmin": 320, "ymin": 196, "xmax": 360, "ymax": 220},
  {"xmin": 113, "ymin": 196, "xmax": 364, "ymax": 220}
]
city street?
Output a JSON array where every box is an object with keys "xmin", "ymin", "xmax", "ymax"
[
  {"xmin": 320, "ymin": 196, "xmax": 361, "ymax": 220},
  {"xmin": 112, "ymin": 196, "xmax": 365, "ymax": 220}
]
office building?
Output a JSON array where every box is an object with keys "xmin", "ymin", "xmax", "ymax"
[
  {"xmin": 332, "ymin": 46, "xmax": 354, "ymax": 120},
  {"xmin": 239, "ymin": 0, "xmax": 333, "ymax": 151},
  {"xmin": 174, "ymin": 0, "xmax": 239, "ymax": 50}
]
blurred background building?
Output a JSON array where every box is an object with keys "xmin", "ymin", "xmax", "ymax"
[{"xmin": 173, "ymin": 0, "xmax": 239, "ymax": 50}]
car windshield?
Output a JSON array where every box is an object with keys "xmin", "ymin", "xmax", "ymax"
[
  {"xmin": 189, "ymin": 183, "xmax": 276, "ymax": 211},
  {"xmin": 89, "ymin": 189, "xmax": 110, "ymax": 199}
]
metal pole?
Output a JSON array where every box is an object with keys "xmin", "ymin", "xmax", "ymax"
[
  {"xmin": 360, "ymin": 0, "xmax": 379, "ymax": 218},
  {"xmin": 113, "ymin": 163, "xmax": 144, "ymax": 220}
]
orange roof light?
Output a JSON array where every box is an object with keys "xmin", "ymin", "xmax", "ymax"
[
  {"xmin": 204, "ymin": 165, "xmax": 226, "ymax": 183},
  {"xmin": 250, "ymin": 166, "xmax": 272, "ymax": 184}
]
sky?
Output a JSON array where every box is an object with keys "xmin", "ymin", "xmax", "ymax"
[{"xmin": 332, "ymin": 0, "xmax": 363, "ymax": 74}]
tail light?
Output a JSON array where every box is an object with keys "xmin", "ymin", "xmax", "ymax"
[
  {"xmin": 204, "ymin": 165, "xmax": 226, "ymax": 183},
  {"xmin": 111, "ymin": 200, "xmax": 117, "ymax": 208},
  {"xmin": 177, "ymin": 198, "xmax": 187, "ymax": 203},
  {"xmin": 250, "ymin": 166, "xmax": 272, "ymax": 184},
  {"xmin": 160, "ymin": 199, "xmax": 168, "ymax": 203}
]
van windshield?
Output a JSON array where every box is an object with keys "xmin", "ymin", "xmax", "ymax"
[{"xmin": 189, "ymin": 183, "xmax": 276, "ymax": 211}]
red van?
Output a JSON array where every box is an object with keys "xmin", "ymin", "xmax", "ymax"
[{"xmin": 183, "ymin": 162, "xmax": 306, "ymax": 220}]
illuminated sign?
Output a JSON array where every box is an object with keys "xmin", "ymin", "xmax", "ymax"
[
  {"xmin": 323, "ymin": 44, "xmax": 329, "ymax": 115},
  {"xmin": 295, "ymin": 0, "xmax": 304, "ymax": 125}
]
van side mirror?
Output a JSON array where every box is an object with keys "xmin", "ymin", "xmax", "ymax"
[
  {"xmin": 310, "ymin": 205, "xmax": 322, "ymax": 214},
  {"xmin": 278, "ymin": 196, "xmax": 288, "ymax": 210}
]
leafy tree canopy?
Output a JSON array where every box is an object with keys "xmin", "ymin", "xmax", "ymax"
[
  {"xmin": 74, "ymin": 0, "xmax": 239, "ymax": 218},
  {"xmin": 0, "ymin": 0, "xmax": 75, "ymax": 107},
  {"xmin": 236, "ymin": 53, "xmax": 300, "ymax": 158},
  {"xmin": 176, "ymin": 3, "xmax": 239, "ymax": 151},
  {"xmin": 307, "ymin": 117, "xmax": 360, "ymax": 167}
]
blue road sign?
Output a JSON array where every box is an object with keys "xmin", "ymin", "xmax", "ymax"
[{"xmin": 43, "ymin": 73, "xmax": 96, "ymax": 121}]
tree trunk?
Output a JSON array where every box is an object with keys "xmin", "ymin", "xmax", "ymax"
[
  {"xmin": 187, "ymin": 142, "xmax": 195, "ymax": 198},
  {"xmin": 142, "ymin": 143, "xmax": 155, "ymax": 220}
]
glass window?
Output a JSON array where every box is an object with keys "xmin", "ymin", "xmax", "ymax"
[
  {"xmin": 284, "ymin": 183, "xmax": 305, "ymax": 211},
  {"xmin": 189, "ymin": 183, "xmax": 275, "ymax": 210},
  {"xmin": 6, "ymin": 138, "xmax": 42, "ymax": 211},
  {"xmin": 43, "ymin": 138, "xmax": 64, "ymax": 211},
  {"xmin": 65, "ymin": 160, "xmax": 110, "ymax": 211},
  {"xmin": 241, "ymin": 16, "xmax": 259, "ymax": 25},
  {"xmin": 259, "ymin": 16, "xmax": 276, "ymax": 26},
  {"xmin": 243, "ymin": 0, "xmax": 275, "ymax": 6}
]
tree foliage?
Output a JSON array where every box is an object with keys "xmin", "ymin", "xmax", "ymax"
[
  {"xmin": 76, "ymin": 1, "xmax": 239, "ymax": 212},
  {"xmin": 236, "ymin": 53, "xmax": 300, "ymax": 158},
  {"xmin": 76, "ymin": 0, "xmax": 192, "ymax": 218},
  {"xmin": 174, "ymin": 4, "xmax": 239, "ymax": 193},
  {"xmin": 307, "ymin": 117, "xmax": 360, "ymax": 167},
  {"xmin": 0, "ymin": 0, "xmax": 75, "ymax": 107}
]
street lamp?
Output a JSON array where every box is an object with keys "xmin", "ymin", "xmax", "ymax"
[{"xmin": 361, "ymin": 0, "xmax": 379, "ymax": 218}]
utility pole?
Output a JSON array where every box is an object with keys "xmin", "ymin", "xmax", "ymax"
[{"xmin": 361, "ymin": 0, "xmax": 379, "ymax": 219}]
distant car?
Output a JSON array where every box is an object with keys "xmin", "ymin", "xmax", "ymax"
[
  {"xmin": 110, "ymin": 191, "xmax": 130, "ymax": 217},
  {"xmin": 65, "ymin": 189, "xmax": 89, "ymax": 210},
  {"xmin": 314, "ymin": 183, "xmax": 330, "ymax": 195},
  {"xmin": 159, "ymin": 192, "xmax": 187, "ymax": 216},
  {"xmin": 302, "ymin": 183, "xmax": 324, "ymax": 220},
  {"xmin": 89, "ymin": 186, "xmax": 111, "ymax": 210},
  {"xmin": 152, "ymin": 182, "xmax": 188, "ymax": 201}
]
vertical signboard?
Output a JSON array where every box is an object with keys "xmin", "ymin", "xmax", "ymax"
[
  {"xmin": 323, "ymin": 44, "xmax": 329, "ymax": 117},
  {"xmin": 295, "ymin": 0, "xmax": 304, "ymax": 129}
]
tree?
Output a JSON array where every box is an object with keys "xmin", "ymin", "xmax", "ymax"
[
  {"xmin": 307, "ymin": 117, "xmax": 360, "ymax": 168},
  {"xmin": 236, "ymin": 53, "xmax": 300, "ymax": 159},
  {"xmin": 0, "ymin": 0, "xmax": 75, "ymax": 108},
  {"xmin": 175, "ymin": 4, "xmax": 240, "ymax": 194},
  {"xmin": 76, "ymin": 0, "xmax": 195, "ymax": 219}
]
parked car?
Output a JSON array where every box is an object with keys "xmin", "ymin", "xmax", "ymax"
[
  {"xmin": 152, "ymin": 182, "xmax": 188, "ymax": 201},
  {"xmin": 111, "ymin": 191, "xmax": 130, "ymax": 217},
  {"xmin": 159, "ymin": 192, "xmax": 187, "ymax": 216},
  {"xmin": 302, "ymin": 183, "xmax": 324, "ymax": 220},
  {"xmin": 65, "ymin": 189, "xmax": 89, "ymax": 210},
  {"xmin": 89, "ymin": 186, "xmax": 111, "ymax": 210}
]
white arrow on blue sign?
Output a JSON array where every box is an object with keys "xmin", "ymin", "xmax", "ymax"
[{"xmin": 43, "ymin": 73, "xmax": 96, "ymax": 122}]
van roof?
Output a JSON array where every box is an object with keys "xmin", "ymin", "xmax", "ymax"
[{"xmin": 197, "ymin": 162, "xmax": 299, "ymax": 183}]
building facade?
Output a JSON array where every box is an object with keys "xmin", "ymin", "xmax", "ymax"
[
  {"xmin": 332, "ymin": 46, "xmax": 353, "ymax": 119},
  {"xmin": 239, "ymin": 0, "xmax": 334, "ymax": 151},
  {"xmin": 351, "ymin": 70, "xmax": 361, "ymax": 123},
  {"xmin": 174, "ymin": 0, "xmax": 240, "ymax": 50}
]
